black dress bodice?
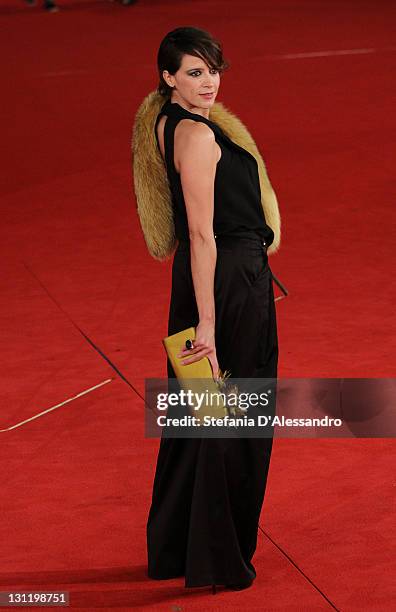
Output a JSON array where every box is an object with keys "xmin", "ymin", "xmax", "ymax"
[{"xmin": 154, "ymin": 98, "xmax": 274, "ymax": 246}]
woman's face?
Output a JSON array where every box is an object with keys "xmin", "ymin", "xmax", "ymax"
[{"xmin": 163, "ymin": 53, "xmax": 220, "ymax": 109}]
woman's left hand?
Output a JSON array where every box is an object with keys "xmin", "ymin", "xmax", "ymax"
[{"xmin": 177, "ymin": 320, "xmax": 220, "ymax": 380}]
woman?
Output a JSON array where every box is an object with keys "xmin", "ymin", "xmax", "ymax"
[{"xmin": 132, "ymin": 26, "xmax": 281, "ymax": 593}]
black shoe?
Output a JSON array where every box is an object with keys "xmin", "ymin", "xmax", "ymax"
[
  {"xmin": 44, "ymin": 0, "xmax": 59, "ymax": 11},
  {"xmin": 225, "ymin": 577, "xmax": 254, "ymax": 590}
]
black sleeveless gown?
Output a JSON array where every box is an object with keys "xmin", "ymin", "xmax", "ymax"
[{"xmin": 146, "ymin": 99, "xmax": 279, "ymax": 588}]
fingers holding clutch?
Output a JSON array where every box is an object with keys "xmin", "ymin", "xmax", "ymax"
[{"xmin": 177, "ymin": 344, "xmax": 220, "ymax": 380}]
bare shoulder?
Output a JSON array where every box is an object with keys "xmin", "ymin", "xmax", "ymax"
[
  {"xmin": 175, "ymin": 118, "xmax": 215, "ymax": 145},
  {"xmin": 174, "ymin": 119, "xmax": 219, "ymax": 172}
]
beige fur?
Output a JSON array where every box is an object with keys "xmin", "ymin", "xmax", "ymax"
[{"xmin": 132, "ymin": 90, "xmax": 281, "ymax": 260}]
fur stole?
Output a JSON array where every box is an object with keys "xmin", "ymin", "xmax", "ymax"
[{"xmin": 131, "ymin": 90, "xmax": 281, "ymax": 260}]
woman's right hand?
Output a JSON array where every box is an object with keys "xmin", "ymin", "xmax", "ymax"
[{"xmin": 178, "ymin": 319, "xmax": 220, "ymax": 381}]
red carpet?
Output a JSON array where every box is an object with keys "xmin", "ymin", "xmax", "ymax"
[{"xmin": 0, "ymin": 0, "xmax": 395, "ymax": 609}]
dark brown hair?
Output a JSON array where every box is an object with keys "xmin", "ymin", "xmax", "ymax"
[{"xmin": 157, "ymin": 26, "xmax": 230, "ymax": 97}]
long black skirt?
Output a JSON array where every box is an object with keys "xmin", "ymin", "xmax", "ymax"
[{"xmin": 146, "ymin": 234, "xmax": 279, "ymax": 588}]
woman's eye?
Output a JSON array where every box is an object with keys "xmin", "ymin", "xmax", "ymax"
[{"xmin": 190, "ymin": 69, "xmax": 218, "ymax": 77}]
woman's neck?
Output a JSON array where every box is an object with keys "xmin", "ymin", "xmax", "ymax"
[{"xmin": 170, "ymin": 94, "xmax": 210, "ymax": 119}]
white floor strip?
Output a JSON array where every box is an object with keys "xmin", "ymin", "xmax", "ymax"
[
  {"xmin": 36, "ymin": 47, "xmax": 391, "ymax": 79},
  {"xmin": 0, "ymin": 378, "xmax": 114, "ymax": 433},
  {"xmin": 278, "ymin": 48, "xmax": 376, "ymax": 59}
]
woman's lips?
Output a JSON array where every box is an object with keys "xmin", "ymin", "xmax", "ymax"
[{"xmin": 199, "ymin": 93, "xmax": 215, "ymax": 99}]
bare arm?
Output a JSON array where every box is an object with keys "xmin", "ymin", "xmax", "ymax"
[{"xmin": 175, "ymin": 120, "xmax": 220, "ymax": 378}]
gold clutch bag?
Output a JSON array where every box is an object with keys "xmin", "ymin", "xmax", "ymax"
[{"xmin": 163, "ymin": 327, "xmax": 227, "ymax": 423}]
